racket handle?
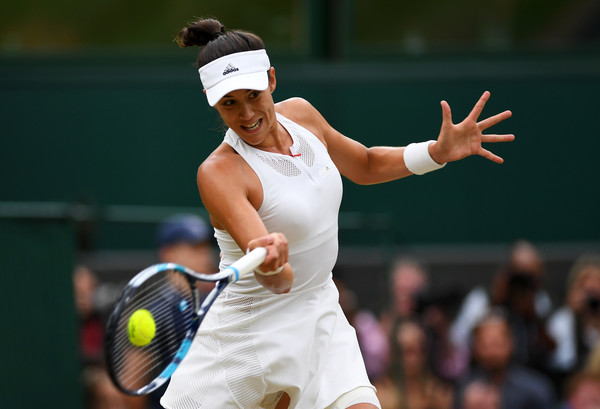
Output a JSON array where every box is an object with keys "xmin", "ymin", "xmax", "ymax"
[{"xmin": 227, "ymin": 247, "xmax": 267, "ymax": 282}]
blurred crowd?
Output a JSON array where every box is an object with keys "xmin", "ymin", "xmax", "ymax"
[
  {"xmin": 73, "ymin": 222, "xmax": 600, "ymax": 409},
  {"xmin": 338, "ymin": 240, "xmax": 600, "ymax": 409}
]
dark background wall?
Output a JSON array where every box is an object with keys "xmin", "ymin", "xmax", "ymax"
[
  {"xmin": 0, "ymin": 219, "xmax": 80, "ymax": 407},
  {"xmin": 2, "ymin": 52, "xmax": 599, "ymax": 248}
]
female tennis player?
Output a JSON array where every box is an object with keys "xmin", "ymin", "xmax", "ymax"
[{"xmin": 160, "ymin": 18, "xmax": 514, "ymax": 409}]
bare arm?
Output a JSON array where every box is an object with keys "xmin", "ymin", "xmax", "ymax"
[
  {"xmin": 277, "ymin": 92, "xmax": 514, "ymax": 185},
  {"xmin": 278, "ymin": 98, "xmax": 410, "ymax": 184},
  {"xmin": 197, "ymin": 146, "xmax": 293, "ymax": 294}
]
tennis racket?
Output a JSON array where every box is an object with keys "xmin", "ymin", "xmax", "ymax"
[{"xmin": 104, "ymin": 247, "xmax": 267, "ymax": 395}]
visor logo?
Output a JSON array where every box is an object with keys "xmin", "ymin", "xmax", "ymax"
[{"xmin": 223, "ymin": 63, "xmax": 240, "ymax": 75}]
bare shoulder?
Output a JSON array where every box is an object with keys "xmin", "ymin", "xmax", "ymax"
[
  {"xmin": 276, "ymin": 97, "xmax": 314, "ymax": 112},
  {"xmin": 275, "ymin": 97, "xmax": 320, "ymax": 124},
  {"xmin": 197, "ymin": 143, "xmax": 264, "ymax": 230},
  {"xmin": 275, "ymin": 98, "xmax": 329, "ymax": 144},
  {"xmin": 196, "ymin": 143, "xmax": 256, "ymax": 229},
  {"xmin": 197, "ymin": 143, "xmax": 246, "ymax": 189}
]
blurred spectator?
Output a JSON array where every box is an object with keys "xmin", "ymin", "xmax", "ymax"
[
  {"xmin": 156, "ymin": 213, "xmax": 217, "ymax": 274},
  {"xmin": 461, "ymin": 380, "xmax": 500, "ymax": 409},
  {"xmin": 451, "ymin": 240, "xmax": 555, "ymax": 373},
  {"xmin": 495, "ymin": 240, "xmax": 556, "ymax": 372},
  {"xmin": 381, "ymin": 255, "xmax": 468, "ymax": 383},
  {"xmin": 73, "ymin": 265, "xmax": 105, "ymax": 365},
  {"xmin": 455, "ymin": 310, "xmax": 556, "ymax": 409},
  {"xmin": 492, "ymin": 239, "xmax": 552, "ymax": 316},
  {"xmin": 381, "ymin": 256, "xmax": 430, "ymax": 334},
  {"xmin": 416, "ymin": 287, "xmax": 470, "ymax": 383},
  {"xmin": 561, "ymin": 371, "xmax": 600, "ymax": 409},
  {"xmin": 74, "ymin": 266, "xmax": 150, "ymax": 409},
  {"xmin": 450, "ymin": 283, "xmax": 489, "ymax": 352},
  {"xmin": 586, "ymin": 341, "xmax": 600, "ymax": 373},
  {"xmin": 157, "ymin": 213, "xmax": 219, "ymax": 297},
  {"xmin": 547, "ymin": 254, "xmax": 600, "ymax": 384},
  {"xmin": 82, "ymin": 364, "xmax": 130, "ymax": 409},
  {"xmin": 375, "ymin": 320, "xmax": 453, "ymax": 409},
  {"xmin": 334, "ymin": 275, "xmax": 389, "ymax": 382}
]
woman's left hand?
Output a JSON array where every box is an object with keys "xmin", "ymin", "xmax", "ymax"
[{"xmin": 429, "ymin": 91, "xmax": 515, "ymax": 165}]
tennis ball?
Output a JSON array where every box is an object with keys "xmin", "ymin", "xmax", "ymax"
[{"xmin": 127, "ymin": 309, "xmax": 156, "ymax": 347}]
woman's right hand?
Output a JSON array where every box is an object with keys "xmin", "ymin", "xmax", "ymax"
[{"xmin": 247, "ymin": 233, "xmax": 293, "ymax": 294}]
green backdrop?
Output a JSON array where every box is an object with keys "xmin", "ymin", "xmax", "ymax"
[
  {"xmin": 2, "ymin": 51, "xmax": 598, "ymax": 249},
  {"xmin": 0, "ymin": 219, "xmax": 80, "ymax": 407}
]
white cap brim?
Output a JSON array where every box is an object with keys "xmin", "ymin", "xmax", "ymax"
[
  {"xmin": 205, "ymin": 70, "xmax": 269, "ymax": 106},
  {"xmin": 199, "ymin": 49, "xmax": 271, "ymax": 107}
]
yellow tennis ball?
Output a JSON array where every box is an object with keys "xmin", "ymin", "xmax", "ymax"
[{"xmin": 127, "ymin": 309, "xmax": 156, "ymax": 347}]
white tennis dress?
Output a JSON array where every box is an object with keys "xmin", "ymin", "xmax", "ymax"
[{"xmin": 161, "ymin": 113, "xmax": 375, "ymax": 409}]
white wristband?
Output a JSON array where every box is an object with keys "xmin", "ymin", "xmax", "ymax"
[
  {"xmin": 404, "ymin": 140, "xmax": 446, "ymax": 175},
  {"xmin": 254, "ymin": 265, "xmax": 284, "ymax": 276}
]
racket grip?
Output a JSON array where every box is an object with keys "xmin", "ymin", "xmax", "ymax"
[{"xmin": 228, "ymin": 247, "xmax": 267, "ymax": 282}]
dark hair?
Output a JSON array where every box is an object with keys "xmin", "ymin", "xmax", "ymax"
[{"xmin": 175, "ymin": 18, "xmax": 265, "ymax": 68}]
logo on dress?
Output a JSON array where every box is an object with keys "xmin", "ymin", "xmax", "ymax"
[
  {"xmin": 223, "ymin": 64, "xmax": 240, "ymax": 75},
  {"xmin": 319, "ymin": 165, "xmax": 333, "ymax": 178}
]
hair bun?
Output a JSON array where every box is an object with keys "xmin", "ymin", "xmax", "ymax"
[{"xmin": 175, "ymin": 18, "xmax": 226, "ymax": 47}]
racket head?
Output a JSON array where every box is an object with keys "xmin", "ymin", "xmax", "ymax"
[
  {"xmin": 104, "ymin": 263, "xmax": 206, "ymax": 395},
  {"xmin": 104, "ymin": 248, "xmax": 267, "ymax": 395}
]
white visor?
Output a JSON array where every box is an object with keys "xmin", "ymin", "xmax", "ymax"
[{"xmin": 199, "ymin": 49, "xmax": 271, "ymax": 106}]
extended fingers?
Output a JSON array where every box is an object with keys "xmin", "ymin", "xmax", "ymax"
[
  {"xmin": 478, "ymin": 110, "xmax": 512, "ymax": 130},
  {"xmin": 481, "ymin": 133, "xmax": 515, "ymax": 143},
  {"xmin": 440, "ymin": 100, "xmax": 453, "ymax": 125},
  {"xmin": 467, "ymin": 91, "xmax": 491, "ymax": 121},
  {"xmin": 479, "ymin": 132, "xmax": 514, "ymax": 163},
  {"xmin": 479, "ymin": 133, "xmax": 514, "ymax": 163},
  {"xmin": 479, "ymin": 147, "xmax": 504, "ymax": 164}
]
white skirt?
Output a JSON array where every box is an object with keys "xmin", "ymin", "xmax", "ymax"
[{"xmin": 160, "ymin": 280, "xmax": 374, "ymax": 409}]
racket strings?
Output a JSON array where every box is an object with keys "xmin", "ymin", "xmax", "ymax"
[
  {"xmin": 111, "ymin": 276, "xmax": 182, "ymax": 355},
  {"xmin": 113, "ymin": 275, "xmax": 191, "ymax": 388},
  {"xmin": 111, "ymin": 274, "xmax": 185, "ymax": 350},
  {"xmin": 108, "ymin": 269, "xmax": 195, "ymax": 391}
]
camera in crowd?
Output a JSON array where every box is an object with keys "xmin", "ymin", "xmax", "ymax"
[
  {"xmin": 585, "ymin": 293, "xmax": 600, "ymax": 315},
  {"xmin": 414, "ymin": 287, "xmax": 464, "ymax": 319},
  {"xmin": 507, "ymin": 270, "xmax": 538, "ymax": 293}
]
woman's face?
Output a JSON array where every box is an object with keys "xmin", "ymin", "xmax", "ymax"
[
  {"xmin": 213, "ymin": 69, "xmax": 277, "ymax": 147},
  {"xmin": 397, "ymin": 322, "xmax": 426, "ymax": 376}
]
